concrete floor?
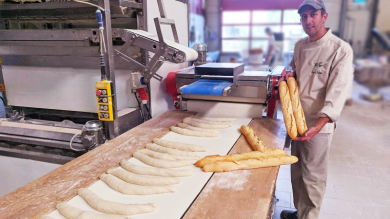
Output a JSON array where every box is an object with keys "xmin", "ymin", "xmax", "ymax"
[
  {"xmin": 0, "ymin": 156, "xmax": 61, "ymax": 197},
  {"xmin": 274, "ymin": 82, "xmax": 390, "ymax": 219}
]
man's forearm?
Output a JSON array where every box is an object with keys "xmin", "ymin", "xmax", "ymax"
[{"xmin": 314, "ymin": 117, "xmax": 330, "ymax": 131}]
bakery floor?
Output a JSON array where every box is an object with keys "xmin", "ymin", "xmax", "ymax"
[{"xmin": 274, "ymin": 82, "xmax": 390, "ymax": 219}]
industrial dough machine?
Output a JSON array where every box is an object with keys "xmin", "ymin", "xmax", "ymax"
[
  {"xmin": 167, "ymin": 63, "xmax": 284, "ymax": 118},
  {"xmin": 0, "ymin": 0, "xmax": 195, "ymax": 163}
]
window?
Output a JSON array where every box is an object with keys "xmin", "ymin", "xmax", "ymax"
[{"xmin": 222, "ymin": 9, "xmax": 306, "ymax": 54}]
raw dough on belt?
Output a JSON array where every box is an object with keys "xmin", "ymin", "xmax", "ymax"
[
  {"xmin": 120, "ymin": 160, "xmax": 192, "ymax": 177},
  {"xmin": 138, "ymin": 148, "xmax": 197, "ymax": 160},
  {"xmin": 56, "ymin": 202, "xmax": 128, "ymax": 219},
  {"xmin": 107, "ymin": 168, "xmax": 180, "ymax": 185},
  {"xmin": 133, "ymin": 151, "xmax": 197, "ymax": 168},
  {"xmin": 185, "ymin": 117, "xmax": 232, "ymax": 125},
  {"xmin": 153, "ymin": 138, "xmax": 207, "ymax": 152},
  {"xmin": 170, "ymin": 126, "xmax": 219, "ymax": 137},
  {"xmin": 146, "ymin": 143, "xmax": 200, "ymax": 158},
  {"xmin": 177, "ymin": 123, "xmax": 220, "ymax": 135},
  {"xmin": 182, "ymin": 118, "xmax": 231, "ymax": 129},
  {"xmin": 78, "ymin": 188, "xmax": 156, "ymax": 215},
  {"xmin": 189, "ymin": 115, "xmax": 237, "ymax": 122},
  {"xmin": 99, "ymin": 173, "xmax": 176, "ymax": 195}
]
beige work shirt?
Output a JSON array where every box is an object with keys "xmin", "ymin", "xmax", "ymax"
[{"xmin": 291, "ymin": 29, "xmax": 353, "ymax": 133}]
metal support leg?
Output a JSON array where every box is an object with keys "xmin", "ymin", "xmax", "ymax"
[{"xmin": 98, "ymin": 0, "xmax": 118, "ymax": 139}]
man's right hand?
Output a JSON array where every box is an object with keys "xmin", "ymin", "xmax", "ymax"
[{"xmin": 278, "ymin": 71, "xmax": 295, "ymax": 85}]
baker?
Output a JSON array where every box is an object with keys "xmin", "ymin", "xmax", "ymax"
[{"xmin": 278, "ymin": 0, "xmax": 353, "ymax": 219}]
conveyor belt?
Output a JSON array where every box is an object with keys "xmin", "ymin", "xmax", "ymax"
[{"xmin": 181, "ymin": 79, "xmax": 232, "ymax": 96}]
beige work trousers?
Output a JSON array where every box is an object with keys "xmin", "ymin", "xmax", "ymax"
[{"xmin": 291, "ymin": 132, "xmax": 334, "ymax": 219}]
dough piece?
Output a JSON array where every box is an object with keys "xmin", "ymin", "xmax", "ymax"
[
  {"xmin": 146, "ymin": 143, "xmax": 201, "ymax": 158},
  {"xmin": 138, "ymin": 149, "xmax": 196, "ymax": 161},
  {"xmin": 287, "ymin": 77, "xmax": 308, "ymax": 136},
  {"xmin": 56, "ymin": 202, "xmax": 128, "ymax": 219},
  {"xmin": 99, "ymin": 174, "xmax": 176, "ymax": 195},
  {"xmin": 240, "ymin": 125, "xmax": 267, "ymax": 152},
  {"xmin": 185, "ymin": 117, "xmax": 231, "ymax": 125},
  {"xmin": 78, "ymin": 188, "xmax": 156, "ymax": 215},
  {"xmin": 202, "ymin": 155, "xmax": 299, "ymax": 172},
  {"xmin": 133, "ymin": 152, "xmax": 197, "ymax": 168},
  {"xmin": 279, "ymin": 81, "xmax": 298, "ymax": 138},
  {"xmin": 170, "ymin": 126, "xmax": 219, "ymax": 137},
  {"xmin": 183, "ymin": 118, "xmax": 231, "ymax": 129},
  {"xmin": 195, "ymin": 149, "xmax": 286, "ymax": 167},
  {"xmin": 40, "ymin": 216, "xmax": 54, "ymax": 219},
  {"xmin": 189, "ymin": 115, "xmax": 237, "ymax": 122},
  {"xmin": 120, "ymin": 160, "xmax": 192, "ymax": 177},
  {"xmin": 177, "ymin": 123, "xmax": 220, "ymax": 135},
  {"xmin": 153, "ymin": 138, "xmax": 207, "ymax": 152},
  {"xmin": 107, "ymin": 168, "xmax": 180, "ymax": 185}
]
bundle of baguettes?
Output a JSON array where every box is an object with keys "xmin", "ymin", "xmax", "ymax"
[
  {"xmin": 279, "ymin": 77, "xmax": 307, "ymax": 138},
  {"xmin": 287, "ymin": 77, "xmax": 308, "ymax": 136},
  {"xmin": 195, "ymin": 125, "xmax": 298, "ymax": 172}
]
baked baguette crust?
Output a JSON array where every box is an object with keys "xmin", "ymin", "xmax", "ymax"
[
  {"xmin": 287, "ymin": 77, "xmax": 308, "ymax": 136},
  {"xmin": 279, "ymin": 81, "xmax": 298, "ymax": 138},
  {"xmin": 202, "ymin": 155, "xmax": 298, "ymax": 172},
  {"xmin": 195, "ymin": 149, "xmax": 286, "ymax": 167},
  {"xmin": 240, "ymin": 125, "xmax": 267, "ymax": 152}
]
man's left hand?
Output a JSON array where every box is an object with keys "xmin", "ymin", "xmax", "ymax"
[{"xmin": 292, "ymin": 127, "xmax": 320, "ymax": 142}]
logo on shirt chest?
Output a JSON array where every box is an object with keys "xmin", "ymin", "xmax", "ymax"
[{"xmin": 312, "ymin": 62, "xmax": 324, "ymax": 75}]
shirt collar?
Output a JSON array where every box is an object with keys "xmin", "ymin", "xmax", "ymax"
[{"xmin": 304, "ymin": 28, "xmax": 332, "ymax": 47}]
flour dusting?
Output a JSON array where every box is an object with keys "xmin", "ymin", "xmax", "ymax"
[{"xmin": 202, "ymin": 170, "xmax": 251, "ymax": 196}]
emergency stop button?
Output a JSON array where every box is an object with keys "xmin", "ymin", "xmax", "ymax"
[{"xmin": 96, "ymin": 90, "xmax": 102, "ymax": 95}]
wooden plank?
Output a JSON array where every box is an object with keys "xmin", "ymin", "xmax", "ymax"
[
  {"xmin": 0, "ymin": 110, "xmax": 194, "ymax": 219},
  {"xmin": 183, "ymin": 118, "xmax": 287, "ymax": 219}
]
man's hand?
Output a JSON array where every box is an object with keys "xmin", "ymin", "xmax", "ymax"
[
  {"xmin": 292, "ymin": 127, "xmax": 320, "ymax": 141},
  {"xmin": 292, "ymin": 117, "xmax": 330, "ymax": 142},
  {"xmin": 278, "ymin": 71, "xmax": 295, "ymax": 86}
]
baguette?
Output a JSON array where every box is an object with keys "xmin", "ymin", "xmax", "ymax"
[
  {"xmin": 195, "ymin": 149, "xmax": 286, "ymax": 167},
  {"xmin": 279, "ymin": 81, "xmax": 298, "ymax": 138},
  {"xmin": 201, "ymin": 155, "xmax": 298, "ymax": 172},
  {"xmin": 287, "ymin": 77, "xmax": 308, "ymax": 136},
  {"xmin": 240, "ymin": 125, "xmax": 267, "ymax": 152}
]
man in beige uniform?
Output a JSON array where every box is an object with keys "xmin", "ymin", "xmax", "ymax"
[{"xmin": 280, "ymin": 0, "xmax": 353, "ymax": 219}]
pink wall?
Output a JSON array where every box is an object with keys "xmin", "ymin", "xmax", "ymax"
[{"xmin": 222, "ymin": 0, "xmax": 302, "ymax": 11}]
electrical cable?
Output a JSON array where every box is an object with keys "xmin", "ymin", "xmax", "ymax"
[
  {"xmin": 71, "ymin": 0, "xmax": 106, "ymax": 11},
  {"xmin": 134, "ymin": 93, "xmax": 144, "ymax": 122},
  {"xmin": 69, "ymin": 132, "xmax": 85, "ymax": 151},
  {"xmin": 0, "ymin": 96, "xmax": 7, "ymax": 106},
  {"xmin": 145, "ymin": 83, "xmax": 152, "ymax": 119}
]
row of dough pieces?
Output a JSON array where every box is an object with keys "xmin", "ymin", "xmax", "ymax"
[
  {"xmin": 170, "ymin": 116, "xmax": 236, "ymax": 137},
  {"xmin": 42, "ymin": 116, "xmax": 235, "ymax": 219}
]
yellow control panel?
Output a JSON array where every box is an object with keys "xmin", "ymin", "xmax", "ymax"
[{"xmin": 96, "ymin": 80, "xmax": 115, "ymax": 121}]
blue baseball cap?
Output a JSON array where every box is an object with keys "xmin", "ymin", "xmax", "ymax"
[{"xmin": 298, "ymin": 0, "xmax": 327, "ymax": 14}]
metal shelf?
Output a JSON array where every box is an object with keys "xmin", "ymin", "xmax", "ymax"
[{"xmin": 0, "ymin": 0, "xmax": 142, "ymax": 10}]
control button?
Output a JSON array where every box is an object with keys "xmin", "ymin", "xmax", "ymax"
[
  {"xmin": 103, "ymin": 105, "xmax": 108, "ymax": 111},
  {"xmin": 103, "ymin": 98, "xmax": 108, "ymax": 103},
  {"xmin": 104, "ymin": 113, "xmax": 109, "ymax": 118},
  {"xmin": 96, "ymin": 90, "xmax": 102, "ymax": 96},
  {"xmin": 101, "ymin": 89, "xmax": 107, "ymax": 95},
  {"xmin": 100, "ymin": 113, "xmax": 105, "ymax": 118}
]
